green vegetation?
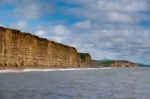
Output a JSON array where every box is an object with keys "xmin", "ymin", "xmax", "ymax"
[
  {"xmin": 80, "ymin": 53, "xmax": 89, "ymax": 62},
  {"xmin": 92, "ymin": 60, "xmax": 115, "ymax": 67},
  {"xmin": 12, "ymin": 28, "xmax": 20, "ymax": 32}
]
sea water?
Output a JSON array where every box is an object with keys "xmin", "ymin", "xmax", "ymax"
[{"xmin": 0, "ymin": 67, "xmax": 150, "ymax": 99}]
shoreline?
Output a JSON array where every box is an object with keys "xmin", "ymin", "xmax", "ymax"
[{"xmin": 0, "ymin": 67, "xmax": 112, "ymax": 73}]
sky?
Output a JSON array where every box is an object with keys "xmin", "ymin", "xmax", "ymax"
[{"xmin": 0, "ymin": 0, "xmax": 150, "ymax": 65}]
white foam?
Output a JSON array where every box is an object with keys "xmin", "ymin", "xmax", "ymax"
[{"xmin": 0, "ymin": 67, "xmax": 112, "ymax": 73}]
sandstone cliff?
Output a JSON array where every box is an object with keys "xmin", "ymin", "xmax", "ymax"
[
  {"xmin": 0, "ymin": 26, "xmax": 91, "ymax": 69},
  {"xmin": 110, "ymin": 60, "xmax": 138, "ymax": 67},
  {"xmin": 92, "ymin": 60, "xmax": 138, "ymax": 67}
]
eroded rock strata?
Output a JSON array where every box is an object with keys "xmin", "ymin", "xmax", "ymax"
[{"xmin": 0, "ymin": 26, "xmax": 91, "ymax": 69}]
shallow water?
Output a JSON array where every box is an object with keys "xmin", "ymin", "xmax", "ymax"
[{"xmin": 0, "ymin": 67, "xmax": 150, "ymax": 99}]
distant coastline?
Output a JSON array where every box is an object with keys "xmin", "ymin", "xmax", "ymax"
[{"xmin": 92, "ymin": 60, "xmax": 138, "ymax": 67}]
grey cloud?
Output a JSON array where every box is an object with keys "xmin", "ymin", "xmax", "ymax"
[
  {"xmin": 64, "ymin": 0, "xmax": 149, "ymax": 24},
  {"xmin": 73, "ymin": 20, "xmax": 91, "ymax": 30},
  {"xmin": 0, "ymin": 0, "xmax": 53, "ymax": 20}
]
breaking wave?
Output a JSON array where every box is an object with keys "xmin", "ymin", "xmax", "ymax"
[{"xmin": 0, "ymin": 67, "xmax": 112, "ymax": 73}]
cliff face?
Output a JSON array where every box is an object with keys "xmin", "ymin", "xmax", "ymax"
[
  {"xmin": 79, "ymin": 53, "xmax": 92, "ymax": 67},
  {"xmin": 92, "ymin": 60, "xmax": 138, "ymax": 67},
  {"xmin": 110, "ymin": 60, "xmax": 138, "ymax": 67},
  {"xmin": 0, "ymin": 26, "xmax": 92, "ymax": 68}
]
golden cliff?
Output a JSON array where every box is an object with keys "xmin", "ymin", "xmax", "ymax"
[{"xmin": 0, "ymin": 26, "xmax": 92, "ymax": 69}]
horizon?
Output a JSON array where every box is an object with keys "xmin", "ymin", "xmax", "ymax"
[{"xmin": 0, "ymin": 0, "xmax": 150, "ymax": 65}]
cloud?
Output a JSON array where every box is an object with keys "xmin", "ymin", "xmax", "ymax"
[
  {"xmin": 14, "ymin": 4, "xmax": 41, "ymax": 19},
  {"xmin": 108, "ymin": 12, "xmax": 133, "ymax": 22},
  {"xmin": 1, "ymin": 0, "xmax": 53, "ymax": 20},
  {"xmin": 73, "ymin": 20, "xmax": 91, "ymax": 29},
  {"xmin": 11, "ymin": 21, "xmax": 27, "ymax": 30},
  {"xmin": 65, "ymin": 0, "xmax": 148, "ymax": 24},
  {"xmin": 51, "ymin": 24, "xmax": 70, "ymax": 37},
  {"xmin": 35, "ymin": 30, "xmax": 45, "ymax": 37},
  {"xmin": 39, "ymin": 21, "xmax": 150, "ymax": 64},
  {"xmin": 0, "ymin": 24, "xmax": 3, "ymax": 26},
  {"xmin": 33, "ymin": 24, "xmax": 71, "ymax": 43}
]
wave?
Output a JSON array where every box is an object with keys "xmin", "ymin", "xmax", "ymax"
[{"xmin": 0, "ymin": 67, "xmax": 112, "ymax": 73}]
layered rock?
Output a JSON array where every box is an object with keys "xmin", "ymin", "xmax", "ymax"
[
  {"xmin": 110, "ymin": 60, "xmax": 138, "ymax": 67},
  {"xmin": 0, "ymin": 26, "xmax": 92, "ymax": 69}
]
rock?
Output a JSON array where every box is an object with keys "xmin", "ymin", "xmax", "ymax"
[
  {"xmin": 0, "ymin": 26, "xmax": 92, "ymax": 69},
  {"xmin": 79, "ymin": 53, "xmax": 92, "ymax": 67},
  {"xmin": 110, "ymin": 60, "xmax": 138, "ymax": 67},
  {"xmin": 92, "ymin": 60, "xmax": 138, "ymax": 67}
]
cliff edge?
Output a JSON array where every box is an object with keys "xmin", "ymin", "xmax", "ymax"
[{"xmin": 0, "ymin": 26, "xmax": 92, "ymax": 69}]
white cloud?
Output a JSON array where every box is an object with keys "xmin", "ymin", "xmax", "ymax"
[
  {"xmin": 73, "ymin": 20, "xmax": 91, "ymax": 29},
  {"xmin": 51, "ymin": 36, "xmax": 63, "ymax": 43},
  {"xmin": 0, "ymin": 24, "xmax": 3, "ymax": 26},
  {"xmin": 11, "ymin": 21, "xmax": 27, "ymax": 30},
  {"xmin": 108, "ymin": 12, "xmax": 132, "ymax": 22},
  {"xmin": 33, "ymin": 24, "xmax": 71, "ymax": 43},
  {"xmin": 51, "ymin": 24, "xmax": 70, "ymax": 37},
  {"xmin": 96, "ymin": 0, "xmax": 147, "ymax": 12},
  {"xmin": 35, "ymin": 30, "xmax": 45, "ymax": 37},
  {"xmin": 65, "ymin": 0, "xmax": 148, "ymax": 23}
]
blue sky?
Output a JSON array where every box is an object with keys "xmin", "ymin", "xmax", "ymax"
[{"xmin": 0, "ymin": 0, "xmax": 150, "ymax": 65}]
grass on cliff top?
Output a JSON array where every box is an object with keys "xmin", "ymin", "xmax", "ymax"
[{"xmin": 92, "ymin": 60, "xmax": 115, "ymax": 67}]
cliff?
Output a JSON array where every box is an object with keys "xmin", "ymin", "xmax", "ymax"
[
  {"xmin": 79, "ymin": 53, "xmax": 92, "ymax": 67},
  {"xmin": 0, "ymin": 26, "xmax": 92, "ymax": 69},
  {"xmin": 110, "ymin": 60, "xmax": 138, "ymax": 67},
  {"xmin": 92, "ymin": 60, "xmax": 138, "ymax": 67}
]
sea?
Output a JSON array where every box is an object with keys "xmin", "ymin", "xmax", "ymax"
[{"xmin": 0, "ymin": 67, "xmax": 150, "ymax": 99}]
